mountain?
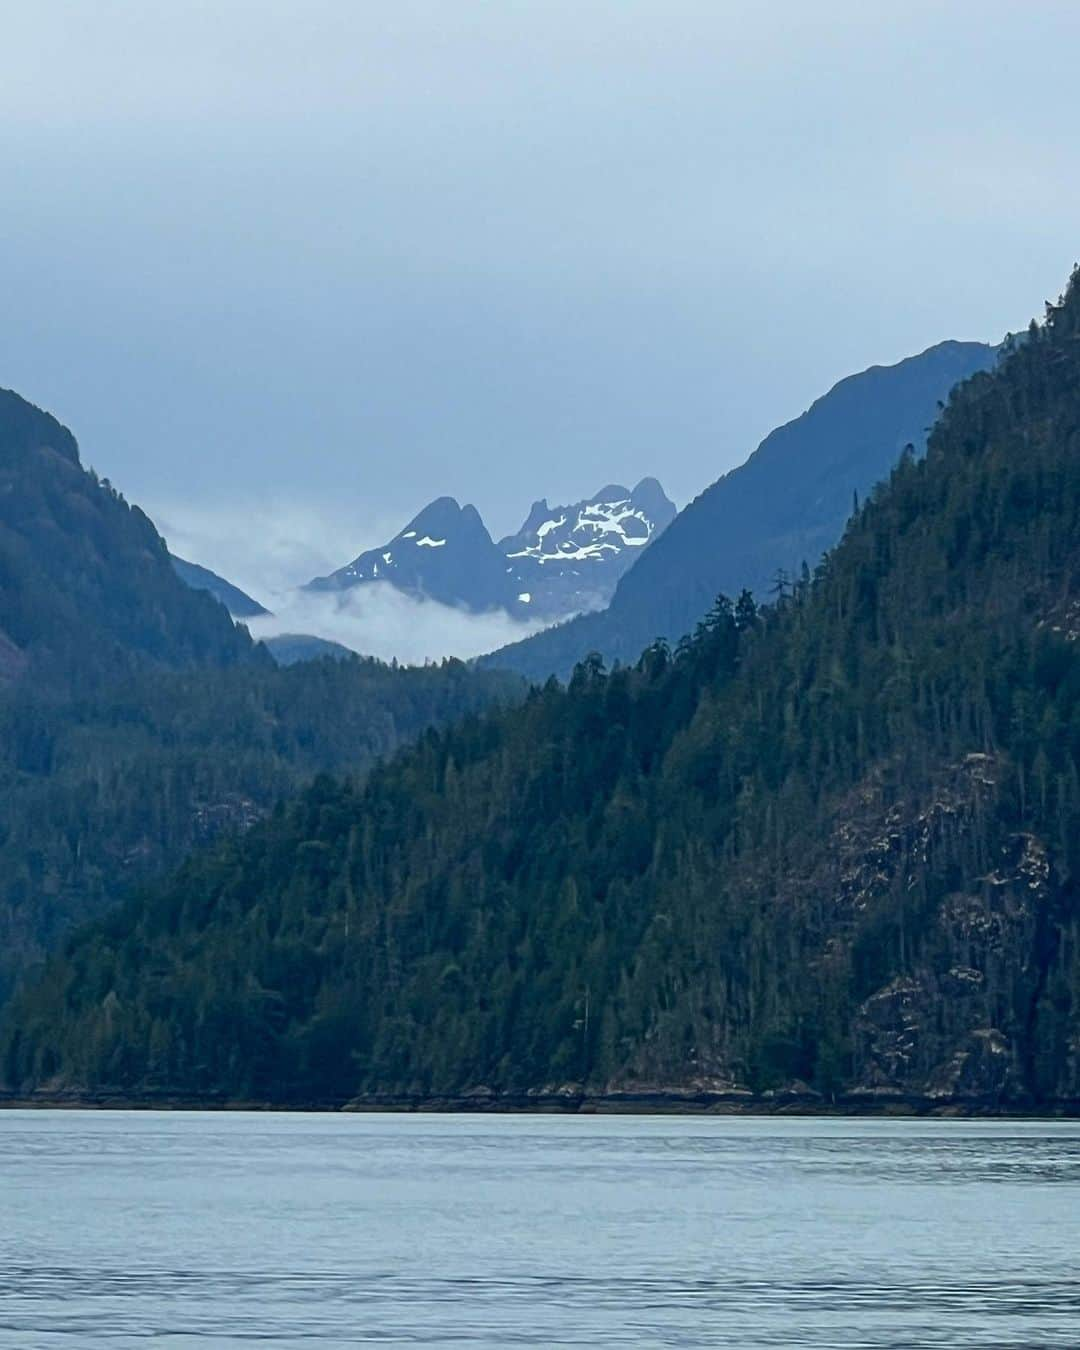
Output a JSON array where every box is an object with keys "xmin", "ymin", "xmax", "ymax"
[
  {"xmin": 481, "ymin": 340, "xmax": 998, "ymax": 683},
  {"xmin": 170, "ymin": 555, "xmax": 269, "ymax": 619},
  {"xmin": 307, "ymin": 497, "xmax": 515, "ymax": 611},
  {"xmin": 305, "ymin": 480, "xmax": 674, "ymax": 620},
  {"xmin": 498, "ymin": 479, "xmax": 675, "ymax": 617},
  {"xmin": 0, "ymin": 387, "xmax": 259, "ymax": 685},
  {"xmin": 6, "ymin": 275, "xmax": 1077, "ymax": 1111}
]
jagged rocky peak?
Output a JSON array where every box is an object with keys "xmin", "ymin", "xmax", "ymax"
[
  {"xmin": 499, "ymin": 478, "xmax": 676, "ymax": 617},
  {"xmin": 501, "ymin": 479, "xmax": 675, "ymax": 560},
  {"xmin": 628, "ymin": 476, "xmax": 676, "ymax": 524},
  {"xmin": 398, "ymin": 496, "xmax": 490, "ymax": 551}
]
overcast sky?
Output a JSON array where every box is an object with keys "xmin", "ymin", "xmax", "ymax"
[{"xmin": 2, "ymin": 1, "xmax": 1079, "ymax": 597}]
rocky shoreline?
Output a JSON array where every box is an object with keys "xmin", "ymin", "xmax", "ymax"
[{"xmin": 3, "ymin": 1087, "xmax": 1079, "ymax": 1117}]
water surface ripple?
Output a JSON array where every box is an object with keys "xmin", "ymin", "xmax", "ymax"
[{"xmin": 2, "ymin": 1112, "xmax": 1078, "ymax": 1347}]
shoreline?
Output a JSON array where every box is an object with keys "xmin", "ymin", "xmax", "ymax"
[{"xmin": 3, "ymin": 1089, "xmax": 1079, "ymax": 1117}]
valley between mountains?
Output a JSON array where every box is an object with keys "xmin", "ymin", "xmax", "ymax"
[{"xmin": 2, "ymin": 276, "xmax": 1079, "ymax": 1113}]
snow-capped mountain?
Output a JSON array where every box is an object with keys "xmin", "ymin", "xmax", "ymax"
[
  {"xmin": 499, "ymin": 478, "xmax": 675, "ymax": 617},
  {"xmin": 305, "ymin": 496, "xmax": 516, "ymax": 611},
  {"xmin": 304, "ymin": 479, "xmax": 674, "ymax": 620}
]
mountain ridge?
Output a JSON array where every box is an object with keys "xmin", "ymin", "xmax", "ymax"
[
  {"xmin": 170, "ymin": 555, "xmax": 269, "ymax": 619},
  {"xmin": 480, "ymin": 339, "xmax": 998, "ymax": 683}
]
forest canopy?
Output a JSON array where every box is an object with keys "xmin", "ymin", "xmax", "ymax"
[{"xmin": 5, "ymin": 273, "xmax": 1080, "ymax": 1110}]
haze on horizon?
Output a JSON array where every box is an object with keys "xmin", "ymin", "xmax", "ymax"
[{"xmin": 2, "ymin": 0, "xmax": 1079, "ymax": 601}]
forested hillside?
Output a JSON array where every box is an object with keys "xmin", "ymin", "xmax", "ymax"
[
  {"xmin": 0, "ymin": 388, "xmax": 258, "ymax": 683},
  {"xmin": 0, "ymin": 654, "xmax": 521, "ymax": 1011},
  {"xmin": 482, "ymin": 340, "xmax": 996, "ymax": 683},
  {"xmin": 5, "ymin": 277, "xmax": 1078, "ymax": 1110},
  {"xmin": 0, "ymin": 389, "xmax": 522, "ymax": 1008}
]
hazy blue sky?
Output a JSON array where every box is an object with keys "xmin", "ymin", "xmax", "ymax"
[{"xmin": 2, "ymin": 0, "xmax": 1079, "ymax": 595}]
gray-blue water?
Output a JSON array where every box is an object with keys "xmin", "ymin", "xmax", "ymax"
[{"xmin": 2, "ymin": 1112, "xmax": 1079, "ymax": 1348}]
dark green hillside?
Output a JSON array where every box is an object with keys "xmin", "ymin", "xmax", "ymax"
[
  {"xmin": 0, "ymin": 389, "xmax": 522, "ymax": 1009},
  {"xmin": 0, "ymin": 388, "xmax": 257, "ymax": 682},
  {"xmin": 0, "ymin": 654, "xmax": 520, "ymax": 1010},
  {"xmin": 5, "ymin": 279, "xmax": 1080, "ymax": 1109}
]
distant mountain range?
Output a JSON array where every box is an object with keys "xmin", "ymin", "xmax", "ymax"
[
  {"xmin": 480, "ymin": 339, "xmax": 998, "ymax": 682},
  {"xmin": 162, "ymin": 341, "xmax": 996, "ymax": 681},
  {"xmin": 305, "ymin": 479, "xmax": 676, "ymax": 621},
  {"xmin": 164, "ymin": 480, "xmax": 675, "ymax": 665}
]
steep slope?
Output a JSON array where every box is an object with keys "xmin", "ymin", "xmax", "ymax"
[
  {"xmin": 0, "ymin": 388, "xmax": 258, "ymax": 684},
  {"xmin": 5, "ymin": 278, "xmax": 1077, "ymax": 1111},
  {"xmin": 499, "ymin": 479, "xmax": 675, "ymax": 618},
  {"xmin": 170, "ymin": 555, "xmax": 269, "ymax": 618},
  {"xmin": 482, "ymin": 340, "xmax": 997, "ymax": 683}
]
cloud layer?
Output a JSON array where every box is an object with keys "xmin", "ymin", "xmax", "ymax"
[{"xmin": 246, "ymin": 584, "xmax": 547, "ymax": 667}]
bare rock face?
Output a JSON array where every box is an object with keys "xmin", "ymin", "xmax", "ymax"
[
  {"xmin": 853, "ymin": 975, "xmax": 927, "ymax": 1095},
  {"xmin": 923, "ymin": 1028, "xmax": 1015, "ymax": 1102},
  {"xmin": 807, "ymin": 757, "xmax": 1058, "ymax": 1106},
  {"xmin": 854, "ymin": 825, "xmax": 1049, "ymax": 1102}
]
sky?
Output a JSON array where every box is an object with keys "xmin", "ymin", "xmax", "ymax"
[{"xmin": 3, "ymin": 1, "xmax": 1080, "ymax": 647}]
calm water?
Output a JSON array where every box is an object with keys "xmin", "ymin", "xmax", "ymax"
[{"xmin": 2, "ymin": 1112, "xmax": 1079, "ymax": 1348}]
